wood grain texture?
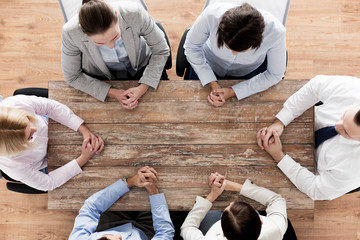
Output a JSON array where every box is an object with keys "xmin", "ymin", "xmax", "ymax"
[
  {"xmin": 48, "ymin": 80, "xmax": 314, "ymax": 211},
  {"xmin": 48, "ymin": 144, "xmax": 314, "ymax": 167}
]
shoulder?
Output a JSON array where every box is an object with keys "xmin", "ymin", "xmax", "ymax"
[{"xmin": 261, "ymin": 10, "xmax": 286, "ymax": 36}]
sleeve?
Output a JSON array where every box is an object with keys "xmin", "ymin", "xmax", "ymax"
[
  {"xmin": 232, "ymin": 32, "xmax": 287, "ymax": 100},
  {"xmin": 15, "ymin": 159, "xmax": 82, "ymax": 191},
  {"xmin": 277, "ymin": 154, "xmax": 346, "ymax": 200},
  {"xmin": 180, "ymin": 196, "xmax": 212, "ymax": 240},
  {"xmin": 184, "ymin": 8, "xmax": 218, "ymax": 86},
  {"xmin": 150, "ymin": 193, "xmax": 175, "ymax": 240},
  {"xmin": 137, "ymin": 7, "xmax": 170, "ymax": 89},
  {"xmin": 240, "ymin": 179, "xmax": 288, "ymax": 238},
  {"xmin": 276, "ymin": 75, "xmax": 331, "ymax": 126},
  {"xmin": 61, "ymin": 26, "xmax": 112, "ymax": 102},
  {"xmin": 69, "ymin": 179, "xmax": 130, "ymax": 240},
  {"xmin": 20, "ymin": 95, "xmax": 84, "ymax": 131}
]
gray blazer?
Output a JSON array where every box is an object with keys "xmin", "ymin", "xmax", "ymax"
[{"xmin": 61, "ymin": 2, "xmax": 170, "ymax": 101}]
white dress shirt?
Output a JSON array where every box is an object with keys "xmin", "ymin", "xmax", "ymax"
[
  {"xmin": 184, "ymin": 2, "xmax": 286, "ymax": 100},
  {"xmin": 276, "ymin": 75, "xmax": 360, "ymax": 200},
  {"xmin": 180, "ymin": 179, "xmax": 288, "ymax": 240},
  {"xmin": 0, "ymin": 95, "xmax": 84, "ymax": 191}
]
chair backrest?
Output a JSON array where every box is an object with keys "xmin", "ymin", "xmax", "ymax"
[
  {"xmin": 203, "ymin": 0, "xmax": 291, "ymax": 26},
  {"xmin": 58, "ymin": 0, "xmax": 148, "ymax": 23}
]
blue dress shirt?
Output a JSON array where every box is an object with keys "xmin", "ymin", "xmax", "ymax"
[
  {"xmin": 68, "ymin": 179, "xmax": 174, "ymax": 240},
  {"xmin": 184, "ymin": 3, "xmax": 287, "ymax": 100}
]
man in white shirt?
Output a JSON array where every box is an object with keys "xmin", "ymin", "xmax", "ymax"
[
  {"xmin": 257, "ymin": 75, "xmax": 360, "ymax": 200},
  {"xmin": 184, "ymin": 2, "xmax": 286, "ymax": 107}
]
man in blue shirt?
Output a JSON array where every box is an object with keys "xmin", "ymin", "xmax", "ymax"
[{"xmin": 69, "ymin": 166, "xmax": 174, "ymax": 240}]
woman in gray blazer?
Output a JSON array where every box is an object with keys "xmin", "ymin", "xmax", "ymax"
[{"xmin": 61, "ymin": 0, "xmax": 170, "ymax": 109}]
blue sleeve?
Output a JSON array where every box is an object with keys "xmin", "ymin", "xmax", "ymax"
[
  {"xmin": 68, "ymin": 179, "xmax": 130, "ymax": 240},
  {"xmin": 150, "ymin": 193, "xmax": 175, "ymax": 240}
]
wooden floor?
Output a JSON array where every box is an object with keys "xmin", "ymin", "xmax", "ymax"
[{"xmin": 0, "ymin": 0, "xmax": 360, "ymax": 239}]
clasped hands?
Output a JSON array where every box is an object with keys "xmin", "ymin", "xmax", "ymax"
[
  {"xmin": 256, "ymin": 119, "xmax": 286, "ymax": 163},
  {"xmin": 127, "ymin": 166, "xmax": 159, "ymax": 195},
  {"xmin": 208, "ymin": 81, "xmax": 235, "ymax": 107},
  {"xmin": 108, "ymin": 84, "xmax": 149, "ymax": 110}
]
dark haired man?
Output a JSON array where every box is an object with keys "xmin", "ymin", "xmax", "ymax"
[
  {"xmin": 181, "ymin": 172, "xmax": 288, "ymax": 240},
  {"xmin": 184, "ymin": 2, "xmax": 286, "ymax": 106},
  {"xmin": 257, "ymin": 75, "xmax": 360, "ymax": 200},
  {"xmin": 68, "ymin": 166, "xmax": 174, "ymax": 240}
]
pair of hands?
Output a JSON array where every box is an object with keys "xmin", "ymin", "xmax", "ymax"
[
  {"xmin": 108, "ymin": 84, "xmax": 149, "ymax": 110},
  {"xmin": 127, "ymin": 166, "xmax": 159, "ymax": 195},
  {"xmin": 256, "ymin": 119, "xmax": 286, "ymax": 163},
  {"xmin": 207, "ymin": 82, "xmax": 235, "ymax": 107},
  {"xmin": 76, "ymin": 125, "xmax": 105, "ymax": 167}
]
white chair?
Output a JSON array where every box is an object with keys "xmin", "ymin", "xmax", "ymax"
[
  {"xmin": 202, "ymin": 0, "xmax": 291, "ymax": 26},
  {"xmin": 176, "ymin": 0, "xmax": 291, "ymax": 78},
  {"xmin": 57, "ymin": 0, "xmax": 148, "ymax": 23}
]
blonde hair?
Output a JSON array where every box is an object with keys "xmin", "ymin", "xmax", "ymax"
[{"xmin": 0, "ymin": 107, "xmax": 37, "ymax": 156}]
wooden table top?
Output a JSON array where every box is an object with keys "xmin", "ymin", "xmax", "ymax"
[{"xmin": 48, "ymin": 79, "xmax": 314, "ymax": 211}]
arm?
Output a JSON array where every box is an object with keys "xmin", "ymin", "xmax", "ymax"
[
  {"xmin": 240, "ymin": 179, "xmax": 288, "ymax": 238},
  {"xmin": 17, "ymin": 137, "xmax": 95, "ymax": 191},
  {"xmin": 137, "ymin": 7, "xmax": 170, "ymax": 89},
  {"xmin": 232, "ymin": 32, "xmax": 286, "ymax": 100},
  {"xmin": 69, "ymin": 179, "xmax": 130, "ymax": 240},
  {"xmin": 181, "ymin": 173, "xmax": 226, "ymax": 240},
  {"xmin": 277, "ymin": 155, "xmax": 347, "ymax": 200},
  {"xmin": 184, "ymin": 8, "xmax": 218, "ymax": 86},
  {"xmin": 150, "ymin": 193, "xmax": 175, "ymax": 240},
  {"xmin": 61, "ymin": 26, "xmax": 111, "ymax": 102},
  {"xmin": 180, "ymin": 196, "xmax": 213, "ymax": 240}
]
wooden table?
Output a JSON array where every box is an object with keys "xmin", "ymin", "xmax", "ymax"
[{"xmin": 48, "ymin": 80, "xmax": 314, "ymax": 211}]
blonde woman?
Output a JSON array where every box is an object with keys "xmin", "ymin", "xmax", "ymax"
[{"xmin": 0, "ymin": 94, "xmax": 104, "ymax": 191}]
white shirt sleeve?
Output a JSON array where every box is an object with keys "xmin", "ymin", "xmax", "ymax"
[
  {"xmin": 18, "ymin": 159, "xmax": 82, "ymax": 191},
  {"xmin": 276, "ymin": 75, "xmax": 330, "ymax": 126},
  {"xmin": 232, "ymin": 32, "xmax": 286, "ymax": 100},
  {"xmin": 180, "ymin": 196, "xmax": 212, "ymax": 240},
  {"xmin": 277, "ymin": 154, "xmax": 348, "ymax": 200},
  {"xmin": 240, "ymin": 179, "xmax": 288, "ymax": 239},
  {"xmin": 184, "ymin": 8, "xmax": 218, "ymax": 86}
]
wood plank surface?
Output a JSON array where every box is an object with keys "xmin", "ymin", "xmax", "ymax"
[
  {"xmin": 48, "ymin": 144, "xmax": 314, "ymax": 167},
  {"xmin": 48, "ymin": 79, "xmax": 314, "ymax": 211},
  {"xmin": 48, "ymin": 122, "xmax": 313, "ymax": 145},
  {"xmin": 48, "ymin": 80, "xmax": 313, "ymax": 124}
]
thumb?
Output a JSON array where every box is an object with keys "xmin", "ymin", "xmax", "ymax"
[{"xmin": 273, "ymin": 131, "xmax": 280, "ymax": 143}]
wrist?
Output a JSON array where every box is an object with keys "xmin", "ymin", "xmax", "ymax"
[
  {"xmin": 76, "ymin": 155, "xmax": 88, "ymax": 167},
  {"xmin": 206, "ymin": 192, "xmax": 218, "ymax": 203},
  {"xmin": 209, "ymin": 81, "xmax": 220, "ymax": 91},
  {"xmin": 126, "ymin": 176, "xmax": 135, "ymax": 188},
  {"xmin": 138, "ymin": 84, "xmax": 149, "ymax": 94},
  {"xmin": 273, "ymin": 151, "xmax": 285, "ymax": 163},
  {"xmin": 147, "ymin": 186, "xmax": 159, "ymax": 195}
]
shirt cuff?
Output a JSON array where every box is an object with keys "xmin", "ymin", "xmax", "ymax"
[
  {"xmin": 277, "ymin": 154, "xmax": 297, "ymax": 174},
  {"xmin": 239, "ymin": 179, "xmax": 253, "ymax": 195},
  {"xmin": 275, "ymin": 108, "xmax": 294, "ymax": 127},
  {"xmin": 231, "ymin": 82, "xmax": 249, "ymax": 100},
  {"xmin": 69, "ymin": 159, "xmax": 83, "ymax": 175},
  {"xmin": 195, "ymin": 196, "xmax": 213, "ymax": 210},
  {"xmin": 150, "ymin": 193, "xmax": 167, "ymax": 209}
]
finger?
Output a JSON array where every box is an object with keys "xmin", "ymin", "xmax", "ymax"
[
  {"xmin": 256, "ymin": 130, "xmax": 264, "ymax": 149},
  {"xmin": 82, "ymin": 137, "xmax": 91, "ymax": 148},
  {"xmin": 148, "ymin": 167, "xmax": 158, "ymax": 179},
  {"xmin": 273, "ymin": 130, "xmax": 281, "ymax": 144},
  {"xmin": 90, "ymin": 133, "xmax": 96, "ymax": 150},
  {"xmin": 143, "ymin": 172, "xmax": 157, "ymax": 181},
  {"xmin": 220, "ymin": 179, "xmax": 227, "ymax": 191}
]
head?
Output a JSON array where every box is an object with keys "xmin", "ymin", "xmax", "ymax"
[
  {"xmin": 335, "ymin": 105, "xmax": 360, "ymax": 141},
  {"xmin": 98, "ymin": 234, "xmax": 122, "ymax": 240},
  {"xmin": 217, "ymin": 3, "xmax": 265, "ymax": 54},
  {"xmin": 79, "ymin": 0, "xmax": 120, "ymax": 48},
  {"xmin": 221, "ymin": 202, "xmax": 261, "ymax": 240},
  {"xmin": 0, "ymin": 107, "xmax": 37, "ymax": 156}
]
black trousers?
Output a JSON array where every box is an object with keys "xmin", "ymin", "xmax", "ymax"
[{"xmin": 96, "ymin": 211, "xmax": 155, "ymax": 239}]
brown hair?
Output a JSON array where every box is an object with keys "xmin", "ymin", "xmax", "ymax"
[
  {"xmin": 0, "ymin": 107, "xmax": 37, "ymax": 156},
  {"xmin": 79, "ymin": 0, "xmax": 118, "ymax": 35},
  {"xmin": 217, "ymin": 3, "xmax": 265, "ymax": 52},
  {"xmin": 221, "ymin": 202, "xmax": 261, "ymax": 240},
  {"xmin": 354, "ymin": 109, "xmax": 360, "ymax": 126}
]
